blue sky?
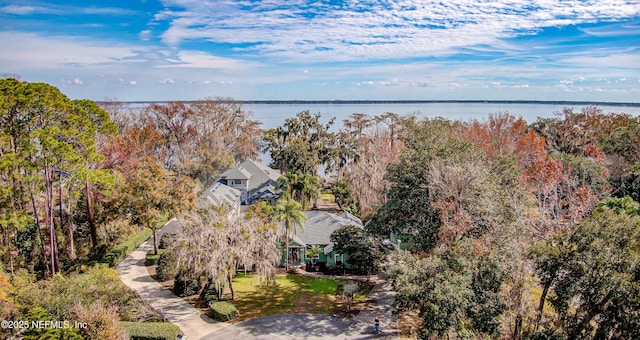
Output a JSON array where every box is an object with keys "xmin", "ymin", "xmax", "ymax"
[{"xmin": 1, "ymin": 0, "xmax": 639, "ymax": 102}]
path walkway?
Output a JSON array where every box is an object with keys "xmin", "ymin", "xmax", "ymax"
[
  {"xmin": 117, "ymin": 220, "xmax": 230, "ymax": 339},
  {"xmin": 118, "ymin": 220, "xmax": 400, "ymax": 339}
]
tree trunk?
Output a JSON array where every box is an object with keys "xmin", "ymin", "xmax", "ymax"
[
  {"xmin": 85, "ymin": 180, "xmax": 97, "ymax": 250},
  {"xmin": 513, "ymin": 313, "xmax": 522, "ymax": 340},
  {"xmin": 5, "ymin": 232, "xmax": 14, "ymax": 275},
  {"xmin": 227, "ymin": 271, "xmax": 235, "ymax": 301},
  {"xmin": 152, "ymin": 225, "xmax": 158, "ymax": 255},
  {"xmin": 199, "ymin": 279, "xmax": 212, "ymax": 301},
  {"xmin": 60, "ymin": 174, "xmax": 75, "ymax": 260},
  {"xmin": 52, "ymin": 228, "xmax": 60, "ymax": 273},
  {"xmin": 285, "ymin": 237, "xmax": 289, "ymax": 271},
  {"xmin": 534, "ymin": 283, "xmax": 550, "ymax": 331},
  {"xmin": 45, "ymin": 166, "xmax": 57, "ymax": 275},
  {"xmin": 31, "ymin": 193, "xmax": 51, "ymax": 277}
]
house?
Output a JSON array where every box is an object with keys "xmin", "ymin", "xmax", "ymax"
[
  {"xmin": 217, "ymin": 159, "xmax": 281, "ymax": 205},
  {"xmin": 282, "ymin": 211, "xmax": 364, "ymax": 269},
  {"xmin": 199, "ymin": 182, "xmax": 242, "ymax": 216}
]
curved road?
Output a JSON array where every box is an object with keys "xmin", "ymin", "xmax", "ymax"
[{"xmin": 118, "ymin": 220, "xmax": 399, "ymax": 339}]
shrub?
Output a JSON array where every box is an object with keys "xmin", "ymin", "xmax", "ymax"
[
  {"xmin": 203, "ymin": 285, "xmax": 221, "ymax": 304},
  {"xmin": 208, "ymin": 301, "xmax": 239, "ymax": 321},
  {"xmin": 173, "ymin": 274, "xmax": 200, "ymax": 297},
  {"xmin": 159, "ymin": 232, "xmax": 176, "ymax": 249},
  {"xmin": 155, "ymin": 251, "xmax": 177, "ymax": 282},
  {"xmin": 120, "ymin": 321, "xmax": 181, "ymax": 340},
  {"xmin": 145, "ymin": 249, "xmax": 165, "ymax": 266},
  {"xmin": 71, "ymin": 300, "xmax": 126, "ymax": 340},
  {"xmin": 338, "ymin": 281, "xmax": 361, "ymax": 311},
  {"xmin": 23, "ymin": 307, "xmax": 83, "ymax": 340}
]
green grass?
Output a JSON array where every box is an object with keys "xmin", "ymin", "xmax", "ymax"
[
  {"xmin": 145, "ymin": 249, "xmax": 165, "ymax": 266},
  {"xmin": 99, "ymin": 214, "xmax": 171, "ymax": 267},
  {"xmin": 320, "ymin": 189, "xmax": 335, "ymax": 202},
  {"xmin": 229, "ymin": 273, "xmax": 345, "ymax": 321}
]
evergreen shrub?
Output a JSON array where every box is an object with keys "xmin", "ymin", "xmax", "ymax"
[
  {"xmin": 208, "ymin": 301, "xmax": 239, "ymax": 321},
  {"xmin": 120, "ymin": 321, "xmax": 181, "ymax": 340},
  {"xmin": 155, "ymin": 251, "xmax": 177, "ymax": 281}
]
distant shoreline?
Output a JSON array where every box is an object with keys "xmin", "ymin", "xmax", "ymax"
[{"xmin": 98, "ymin": 100, "xmax": 640, "ymax": 107}]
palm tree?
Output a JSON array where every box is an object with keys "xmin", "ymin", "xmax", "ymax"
[
  {"xmin": 276, "ymin": 172, "xmax": 298, "ymax": 200},
  {"xmin": 300, "ymin": 174, "xmax": 321, "ymax": 210},
  {"xmin": 272, "ymin": 199, "xmax": 306, "ymax": 271},
  {"xmin": 307, "ymin": 245, "xmax": 322, "ymax": 268}
]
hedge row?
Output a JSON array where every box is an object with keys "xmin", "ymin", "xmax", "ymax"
[
  {"xmin": 208, "ymin": 301, "xmax": 239, "ymax": 321},
  {"xmin": 120, "ymin": 321, "xmax": 181, "ymax": 340},
  {"xmin": 100, "ymin": 227, "xmax": 153, "ymax": 267}
]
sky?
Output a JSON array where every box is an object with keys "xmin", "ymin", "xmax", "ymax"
[{"xmin": 1, "ymin": 0, "xmax": 639, "ymax": 102}]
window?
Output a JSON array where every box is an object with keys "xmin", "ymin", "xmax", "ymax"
[{"xmin": 232, "ymin": 179, "xmax": 242, "ymax": 185}]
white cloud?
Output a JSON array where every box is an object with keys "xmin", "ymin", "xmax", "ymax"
[
  {"xmin": 157, "ymin": 50, "xmax": 251, "ymax": 71},
  {"xmin": 130, "ymin": 80, "xmax": 137, "ymax": 85},
  {"xmin": 154, "ymin": 0, "xmax": 640, "ymax": 63},
  {"xmin": 0, "ymin": 32, "xmax": 141, "ymax": 69},
  {"xmin": 0, "ymin": 5, "xmax": 56, "ymax": 15},
  {"xmin": 60, "ymin": 78, "xmax": 84, "ymax": 85},
  {"xmin": 563, "ymin": 53, "xmax": 640, "ymax": 69},
  {"xmin": 81, "ymin": 7, "xmax": 136, "ymax": 15},
  {"xmin": 139, "ymin": 30, "xmax": 152, "ymax": 41},
  {"xmin": 1, "ymin": 4, "xmax": 135, "ymax": 16}
]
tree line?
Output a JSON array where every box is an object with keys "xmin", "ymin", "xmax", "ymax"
[
  {"xmin": 336, "ymin": 109, "xmax": 639, "ymax": 339},
  {"xmin": 0, "ymin": 79, "xmax": 265, "ymax": 338},
  {"xmin": 2, "ymin": 78, "xmax": 639, "ymax": 339},
  {"xmin": 264, "ymin": 107, "xmax": 640, "ymax": 338}
]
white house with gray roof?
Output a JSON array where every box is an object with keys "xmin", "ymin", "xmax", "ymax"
[
  {"xmin": 217, "ymin": 159, "xmax": 281, "ymax": 205},
  {"xmin": 283, "ymin": 211, "xmax": 364, "ymax": 268}
]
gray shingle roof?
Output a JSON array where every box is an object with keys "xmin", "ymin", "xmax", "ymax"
[
  {"xmin": 218, "ymin": 159, "xmax": 282, "ymax": 203},
  {"xmin": 239, "ymin": 159, "xmax": 281, "ymax": 192},
  {"xmin": 220, "ymin": 166, "xmax": 251, "ymax": 180},
  {"xmin": 200, "ymin": 182, "xmax": 241, "ymax": 208},
  {"xmin": 293, "ymin": 211, "xmax": 363, "ymax": 247}
]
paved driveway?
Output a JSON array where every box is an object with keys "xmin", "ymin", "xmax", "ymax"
[
  {"xmin": 119, "ymin": 220, "xmax": 399, "ymax": 340},
  {"xmin": 205, "ymin": 313, "xmax": 397, "ymax": 340}
]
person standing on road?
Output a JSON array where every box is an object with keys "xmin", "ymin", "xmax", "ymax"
[{"xmin": 374, "ymin": 316, "xmax": 380, "ymax": 334}]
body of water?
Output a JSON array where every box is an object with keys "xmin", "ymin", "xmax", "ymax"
[
  {"xmin": 121, "ymin": 101, "xmax": 639, "ymax": 166},
  {"xmin": 243, "ymin": 102, "xmax": 640, "ymax": 129},
  {"xmin": 122, "ymin": 101, "xmax": 640, "ymax": 129}
]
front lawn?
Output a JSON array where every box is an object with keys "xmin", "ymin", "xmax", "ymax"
[{"xmin": 230, "ymin": 273, "xmax": 358, "ymax": 322}]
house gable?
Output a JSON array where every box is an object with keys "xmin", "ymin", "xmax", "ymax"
[
  {"xmin": 216, "ymin": 159, "xmax": 282, "ymax": 205},
  {"xmin": 199, "ymin": 182, "xmax": 242, "ymax": 215}
]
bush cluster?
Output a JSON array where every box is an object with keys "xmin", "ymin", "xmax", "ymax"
[
  {"xmin": 203, "ymin": 285, "xmax": 221, "ymax": 304},
  {"xmin": 208, "ymin": 301, "xmax": 239, "ymax": 321},
  {"xmin": 159, "ymin": 232, "xmax": 176, "ymax": 249},
  {"xmin": 173, "ymin": 275, "xmax": 200, "ymax": 297},
  {"xmin": 120, "ymin": 321, "xmax": 181, "ymax": 340},
  {"xmin": 155, "ymin": 251, "xmax": 177, "ymax": 282}
]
